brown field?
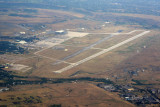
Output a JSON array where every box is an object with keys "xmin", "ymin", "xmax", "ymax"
[
  {"xmin": 0, "ymin": 8, "xmax": 98, "ymax": 36},
  {"xmin": 14, "ymin": 56, "xmax": 70, "ymax": 77},
  {"xmin": 62, "ymin": 34, "xmax": 109, "ymax": 47},
  {"xmin": 15, "ymin": 56, "xmax": 53, "ymax": 68},
  {"xmin": 66, "ymin": 49, "xmax": 101, "ymax": 63},
  {"xmin": 88, "ymin": 24, "xmax": 135, "ymax": 33},
  {"xmin": 113, "ymin": 31, "xmax": 160, "ymax": 85},
  {"xmin": 50, "ymin": 19, "xmax": 101, "ymax": 31},
  {"xmin": 0, "ymin": 54, "xmax": 26, "ymax": 63},
  {"xmin": 57, "ymin": 30, "xmax": 155, "ymax": 78},
  {"xmin": 1, "ymin": 5, "xmax": 160, "ymax": 107},
  {"xmin": 0, "ymin": 8, "xmax": 83, "ymax": 24},
  {"xmin": 37, "ymin": 8, "xmax": 85, "ymax": 18},
  {"xmin": 112, "ymin": 13, "xmax": 160, "ymax": 22},
  {"xmin": 95, "ymin": 31, "xmax": 144, "ymax": 49},
  {"xmin": 0, "ymin": 23, "xmax": 26, "ymax": 36},
  {"xmin": 67, "ymin": 51, "xmax": 125, "ymax": 76},
  {"xmin": 0, "ymin": 83, "xmax": 134, "ymax": 107},
  {"xmin": 38, "ymin": 45, "xmax": 83, "ymax": 60}
]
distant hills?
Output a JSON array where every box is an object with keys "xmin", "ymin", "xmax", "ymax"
[{"xmin": 0, "ymin": 0, "xmax": 160, "ymax": 16}]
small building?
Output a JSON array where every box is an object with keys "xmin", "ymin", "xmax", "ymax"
[
  {"xmin": 0, "ymin": 88, "xmax": 9, "ymax": 92},
  {"xmin": 5, "ymin": 66, "xmax": 9, "ymax": 69},
  {"xmin": 55, "ymin": 30, "xmax": 67, "ymax": 35},
  {"xmin": 42, "ymin": 32, "xmax": 46, "ymax": 34},
  {"xmin": 16, "ymin": 40, "xmax": 27, "ymax": 44},
  {"xmin": 128, "ymin": 88, "xmax": 135, "ymax": 91},
  {"xmin": 105, "ymin": 22, "xmax": 110, "ymax": 24},
  {"xmin": 81, "ymin": 28, "xmax": 85, "ymax": 30},
  {"xmin": 20, "ymin": 32, "xmax": 26, "ymax": 35},
  {"xmin": 53, "ymin": 46, "xmax": 65, "ymax": 50},
  {"xmin": 64, "ymin": 49, "xmax": 68, "ymax": 51}
]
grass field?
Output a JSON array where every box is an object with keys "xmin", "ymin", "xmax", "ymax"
[{"xmin": 0, "ymin": 83, "xmax": 135, "ymax": 107}]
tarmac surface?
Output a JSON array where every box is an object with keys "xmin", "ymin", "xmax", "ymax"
[{"xmin": 53, "ymin": 30, "xmax": 150, "ymax": 73}]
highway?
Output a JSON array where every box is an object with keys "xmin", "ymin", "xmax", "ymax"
[{"xmin": 53, "ymin": 30, "xmax": 150, "ymax": 73}]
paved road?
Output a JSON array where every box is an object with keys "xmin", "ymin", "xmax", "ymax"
[{"xmin": 53, "ymin": 30, "xmax": 150, "ymax": 73}]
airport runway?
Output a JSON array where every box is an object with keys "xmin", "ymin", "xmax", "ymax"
[
  {"xmin": 52, "ymin": 34, "xmax": 115, "ymax": 65},
  {"xmin": 53, "ymin": 30, "xmax": 150, "ymax": 73},
  {"xmin": 52, "ymin": 30, "xmax": 143, "ymax": 65}
]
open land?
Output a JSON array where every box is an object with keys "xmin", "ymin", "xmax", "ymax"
[{"xmin": 0, "ymin": 3, "xmax": 160, "ymax": 106}]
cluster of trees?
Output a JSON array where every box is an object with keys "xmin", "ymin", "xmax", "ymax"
[
  {"xmin": 0, "ymin": 68, "xmax": 113, "ymax": 88},
  {"xmin": 0, "ymin": 41, "xmax": 25, "ymax": 54},
  {"xmin": 9, "ymin": 14, "xmax": 35, "ymax": 18}
]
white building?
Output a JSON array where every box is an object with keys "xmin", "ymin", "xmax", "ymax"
[
  {"xmin": 55, "ymin": 30, "xmax": 67, "ymax": 35},
  {"xmin": 20, "ymin": 32, "xmax": 26, "ymax": 35},
  {"xmin": 16, "ymin": 40, "xmax": 27, "ymax": 44}
]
